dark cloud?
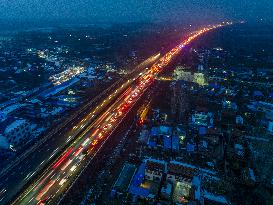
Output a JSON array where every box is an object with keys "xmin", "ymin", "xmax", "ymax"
[{"xmin": 0, "ymin": 0, "xmax": 272, "ymax": 23}]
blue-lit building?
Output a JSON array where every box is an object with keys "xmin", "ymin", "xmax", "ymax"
[{"xmin": 147, "ymin": 125, "xmax": 180, "ymax": 152}]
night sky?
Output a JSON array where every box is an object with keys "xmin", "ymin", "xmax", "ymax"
[{"xmin": 0, "ymin": 0, "xmax": 272, "ymax": 23}]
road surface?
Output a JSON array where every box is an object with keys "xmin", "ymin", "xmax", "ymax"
[{"xmin": 0, "ymin": 54, "xmax": 160, "ymax": 205}]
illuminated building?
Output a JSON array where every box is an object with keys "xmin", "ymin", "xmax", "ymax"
[
  {"xmin": 144, "ymin": 159, "xmax": 166, "ymax": 182},
  {"xmin": 49, "ymin": 66, "xmax": 85, "ymax": 86},
  {"xmin": 193, "ymin": 73, "xmax": 207, "ymax": 86}
]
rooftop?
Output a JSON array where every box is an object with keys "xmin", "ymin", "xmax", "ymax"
[
  {"xmin": 4, "ymin": 119, "xmax": 27, "ymax": 134},
  {"xmin": 145, "ymin": 158, "xmax": 166, "ymax": 172},
  {"xmin": 112, "ymin": 163, "xmax": 136, "ymax": 193},
  {"xmin": 203, "ymin": 190, "xmax": 229, "ymax": 204},
  {"xmin": 168, "ymin": 161, "xmax": 197, "ymax": 178},
  {"xmin": 0, "ymin": 134, "xmax": 9, "ymax": 149}
]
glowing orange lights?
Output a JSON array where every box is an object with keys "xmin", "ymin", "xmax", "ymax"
[{"xmin": 149, "ymin": 22, "xmax": 229, "ymax": 75}]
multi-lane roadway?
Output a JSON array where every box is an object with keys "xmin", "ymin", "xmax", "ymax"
[
  {"xmin": 0, "ymin": 52, "xmax": 161, "ymax": 205},
  {"xmin": 13, "ymin": 74, "xmax": 154, "ymax": 204},
  {"xmin": 3, "ymin": 22, "xmax": 230, "ymax": 205}
]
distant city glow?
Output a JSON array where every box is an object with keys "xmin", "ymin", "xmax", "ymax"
[{"xmin": 151, "ymin": 22, "xmax": 232, "ymax": 74}]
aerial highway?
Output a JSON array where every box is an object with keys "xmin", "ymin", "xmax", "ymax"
[
  {"xmin": 13, "ymin": 76, "xmax": 153, "ymax": 204},
  {"xmin": 0, "ymin": 53, "xmax": 160, "ymax": 205},
  {"xmin": 12, "ymin": 61, "xmax": 155, "ymax": 205},
  {"xmin": 0, "ymin": 51, "xmax": 161, "ymax": 179},
  {"xmin": 7, "ymin": 22, "xmax": 230, "ymax": 205}
]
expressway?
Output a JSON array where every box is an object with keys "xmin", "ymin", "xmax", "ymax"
[
  {"xmin": 9, "ymin": 22, "xmax": 230, "ymax": 205},
  {"xmin": 0, "ymin": 53, "xmax": 160, "ymax": 205},
  {"xmin": 13, "ymin": 66, "xmax": 154, "ymax": 205}
]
